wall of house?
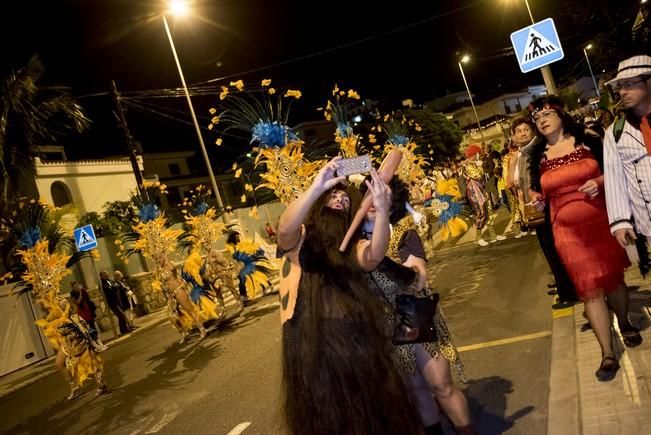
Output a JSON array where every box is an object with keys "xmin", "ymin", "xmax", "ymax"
[{"xmin": 34, "ymin": 158, "xmax": 140, "ymax": 214}]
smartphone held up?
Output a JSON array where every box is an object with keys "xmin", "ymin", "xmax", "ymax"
[{"xmin": 336, "ymin": 154, "xmax": 372, "ymax": 177}]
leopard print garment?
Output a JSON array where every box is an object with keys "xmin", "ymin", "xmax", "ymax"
[{"xmin": 369, "ymin": 221, "xmax": 466, "ymax": 382}]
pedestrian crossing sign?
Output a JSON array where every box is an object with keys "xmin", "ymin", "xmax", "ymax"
[
  {"xmin": 510, "ymin": 18, "xmax": 564, "ymax": 74},
  {"xmin": 74, "ymin": 224, "xmax": 98, "ymax": 251}
]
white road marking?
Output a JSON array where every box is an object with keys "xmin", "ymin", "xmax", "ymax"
[
  {"xmin": 255, "ymin": 301, "xmax": 280, "ymax": 310},
  {"xmin": 129, "ymin": 415, "xmax": 156, "ymax": 435},
  {"xmin": 144, "ymin": 410, "xmax": 179, "ymax": 434},
  {"xmin": 226, "ymin": 422, "xmax": 252, "ymax": 435}
]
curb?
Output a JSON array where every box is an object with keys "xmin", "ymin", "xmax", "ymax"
[{"xmin": 547, "ymin": 305, "xmax": 581, "ymax": 435}]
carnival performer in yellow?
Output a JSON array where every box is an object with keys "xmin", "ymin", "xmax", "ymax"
[
  {"xmin": 179, "ymin": 185, "xmax": 243, "ymax": 320},
  {"xmin": 119, "ymin": 182, "xmax": 207, "ymax": 344},
  {"xmin": 8, "ymin": 201, "xmax": 108, "ymax": 400},
  {"xmin": 424, "ymin": 178, "xmax": 469, "ymax": 242}
]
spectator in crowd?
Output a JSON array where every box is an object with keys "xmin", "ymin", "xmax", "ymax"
[
  {"xmin": 603, "ymin": 55, "xmax": 651, "ymax": 253},
  {"xmin": 528, "ymin": 96, "xmax": 638, "ymax": 382},
  {"xmin": 114, "ymin": 270, "xmax": 137, "ymax": 330},
  {"xmin": 99, "ymin": 270, "xmax": 130, "ymax": 335},
  {"xmin": 70, "ymin": 282, "xmax": 108, "ymax": 352},
  {"xmin": 514, "ymin": 116, "xmax": 579, "ymax": 307}
]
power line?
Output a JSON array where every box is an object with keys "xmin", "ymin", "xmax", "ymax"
[
  {"xmin": 122, "ymin": 99, "xmax": 249, "ymax": 154},
  {"xmin": 189, "ymin": 0, "xmax": 488, "ymax": 87}
]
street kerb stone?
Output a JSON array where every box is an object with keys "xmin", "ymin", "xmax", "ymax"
[{"xmin": 547, "ymin": 305, "xmax": 580, "ymax": 435}]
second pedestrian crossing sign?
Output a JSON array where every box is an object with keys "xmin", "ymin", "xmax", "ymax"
[
  {"xmin": 510, "ymin": 18, "xmax": 564, "ymax": 74},
  {"xmin": 74, "ymin": 224, "xmax": 98, "ymax": 251}
]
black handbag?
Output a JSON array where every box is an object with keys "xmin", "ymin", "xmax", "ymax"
[
  {"xmin": 372, "ymin": 257, "xmax": 439, "ymax": 345},
  {"xmin": 393, "ymin": 293, "xmax": 439, "ymax": 345}
]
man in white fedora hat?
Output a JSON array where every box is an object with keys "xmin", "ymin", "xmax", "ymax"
[{"xmin": 603, "ymin": 54, "xmax": 651, "ymax": 250}]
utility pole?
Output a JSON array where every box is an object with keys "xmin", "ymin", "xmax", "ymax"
[
  {"xmin": 111, "ymin": 80, "xmax": 145, "ymax": 195},
  {"xmin": 522, "ymin": 0, "xmax": 558, "ymax": 95}
]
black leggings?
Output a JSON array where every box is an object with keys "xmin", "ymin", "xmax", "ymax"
[{"xmin": 535, "ymin": 214, "xmax": 578, "ymax": 302}]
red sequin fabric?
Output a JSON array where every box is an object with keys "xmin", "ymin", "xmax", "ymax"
[{"xmin": 540, "ymin": 146, "xmax": 629, "ymax": 299}]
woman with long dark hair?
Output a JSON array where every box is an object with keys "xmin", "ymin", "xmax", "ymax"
[
  {"xmin": 277, "ymin": 158, "xmax": 423, "ymax": 435},
  {"xmin": 528, "ymin": 96, "xmax": 641, "ymax": 381}
]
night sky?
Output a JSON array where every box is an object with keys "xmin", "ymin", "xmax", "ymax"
[{"xmin": 1, "ymin": 0, "xmax": 644, "ymax": 166}]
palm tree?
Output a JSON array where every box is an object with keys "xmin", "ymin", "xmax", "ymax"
[{"xmin": 0, "ymin": 56, "xmax": 90, "ymax": 214}]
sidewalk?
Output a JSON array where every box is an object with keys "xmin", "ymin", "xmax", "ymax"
[{"xmin": 548, "ymin": 267, "xmax": 651, "ymax": 434}]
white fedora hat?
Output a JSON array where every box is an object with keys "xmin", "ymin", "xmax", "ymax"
[{"xmin": 605, "ymin": 55, "xmax": 651, "ymax": 86}]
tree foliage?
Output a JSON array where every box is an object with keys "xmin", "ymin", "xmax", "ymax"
[
  {"xmin": 0, "ymin": 56, "xmax": 90, "ymax": 215},
  {"xmin": 406, "ymin": 108, "xmax": 463, "ymax": 166},
  {"xmin": 78, "ymin": 200, "xmax": 136, "ymax": 238}
]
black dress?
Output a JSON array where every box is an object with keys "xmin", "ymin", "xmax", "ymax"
[{"xmin": 281, "ymin": 241, "xmax": 423, "ymax": 435}]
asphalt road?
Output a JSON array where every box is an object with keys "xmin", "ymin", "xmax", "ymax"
[{"xmin": 0, "ymin": 234, "xmax": 554, "ymax": 435}]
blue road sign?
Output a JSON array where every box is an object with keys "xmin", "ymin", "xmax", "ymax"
[
  {"xmin": 510, "ymin": 18, "xmax": 564, "ymax": 74},
  {"xmin": 74, "ymin": 224, "xmax": 98, "ymax": 251}
]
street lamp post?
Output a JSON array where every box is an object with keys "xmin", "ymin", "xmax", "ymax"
[
  {"xmin": 583, "ymin": 44, "xmax": 600, "ymax": 97},
  {"xmin": 163, "ymin": 2, "xmax": 228, "ymax": 222},
  {"xmin": 458, "ymin": 55, "xmax": 487, "ymax": 146}
]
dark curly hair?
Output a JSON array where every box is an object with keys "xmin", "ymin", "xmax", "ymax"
[
  {"xmin": 359, "ymin": 178, "xmax": 411, "ymax": 225},
  {"xmin": 527, "ymin": 96, "xmax": 603, "ymax": 192},
  {"xmin": 510, "ymin": 116, "xmax": 535, "ymax": 135}
]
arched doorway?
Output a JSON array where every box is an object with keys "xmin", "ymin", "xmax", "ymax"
[{"xmin": 50, "ymin": 181, "xmax": 73, "ymax": 207}]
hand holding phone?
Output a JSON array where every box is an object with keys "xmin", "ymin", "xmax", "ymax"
[{"xmin": 336, "ymin": 154, "xmax": 372, "ymax": 177}]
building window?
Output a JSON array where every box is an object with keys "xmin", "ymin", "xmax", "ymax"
[
  {"xmin": 168, "ymin": 163, "xmax": 181, "ymax": 176},
  {"xmin": 51, "ymin": 181, "xmax": 72, "ymax": 207}
]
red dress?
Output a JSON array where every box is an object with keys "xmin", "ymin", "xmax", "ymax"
[{"xmin": 540, "ymin": 147, "xmax": 629, "ymax": 300}]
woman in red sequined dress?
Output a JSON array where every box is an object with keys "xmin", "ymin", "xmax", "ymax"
[{"xmin": 528, "ymin": 97, "xmax": 642, "ymax": 382}]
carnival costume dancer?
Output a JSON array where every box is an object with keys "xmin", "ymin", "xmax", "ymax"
[
  {"xmin": 462, "ymin": 147, "xmax": 498, "ymax": 246},
  {"xmin": 119, "ymin": 182, "xmax": 207, "ymax": 343},
  {"xmin": 179, "ymin": 186, "xmax": 243, "ymax": 317},
  {"xmin": 207, "ymin": 79, "xmax": 320, "ymax": 303},
  {"xmin": 9, "ymin": 201, "xmax": 107, "ymax": 399},
  {"xmin": 424, "ymin": 178, "xmax": 469, "ymax": 243},
  {"xmin": 278, "ymin": 159, "xmax": 423, "ymax": 435}
]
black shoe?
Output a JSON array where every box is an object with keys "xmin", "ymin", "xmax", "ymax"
[
  {"xmin": 552, "ymin": 300, "xmax": 576, "ymax": 310},
  {"xmin": 595, "ymin": 356, "xmax": 619, "ymax": 382},
  {"xmin": 621, "ymin": 328, "xmax": 643, "ymax": 348},
  {"xmin": 547, "ymin": 288, "xmax": 558, "ymax": 295},
  {"xmin": 547, "ymin": 282, "xmax": 557, "ymax": 288}
]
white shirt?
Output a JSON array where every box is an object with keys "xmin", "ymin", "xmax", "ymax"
[{"xmin": 604, "ymin": 120, "xmax": 651, "ymax": 237}]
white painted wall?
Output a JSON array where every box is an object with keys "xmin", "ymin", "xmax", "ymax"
[
  {"xmin": 34, "ymin": 157, "xmax": 142, "ymax": 214},
  {"xmin": 0, "ymin": 285, "xmax": 53, "ymax": 376}
]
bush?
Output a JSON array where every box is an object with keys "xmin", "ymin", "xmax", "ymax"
[{"xmin": 78, "ymin": 212, "xmax": 108, "ymax": 237}]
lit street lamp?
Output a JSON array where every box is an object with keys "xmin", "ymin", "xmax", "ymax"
[
  {"xmin": 163, "ymin": 0, "xmax": 228, "ymax": 222},
  {"xmin": 458, "ymin": 55, "xmax": 487, "ymax": 147},
  {"xmin": 583, "ymin": 44, "xmax": 600, "ymax": 97}
]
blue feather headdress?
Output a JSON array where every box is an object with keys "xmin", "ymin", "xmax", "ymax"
[{"xmin": 208, "ymin": 80, "xmax": 302, "ymax": 149}]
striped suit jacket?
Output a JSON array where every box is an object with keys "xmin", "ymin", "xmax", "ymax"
[{"xmin": 604, "ymin": 119, "xmax": 651, "ymax": 237}]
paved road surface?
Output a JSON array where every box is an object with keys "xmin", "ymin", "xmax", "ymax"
[{"xmin": 0, "ymin": 235, "xmax": 553, "ymax": 435}]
